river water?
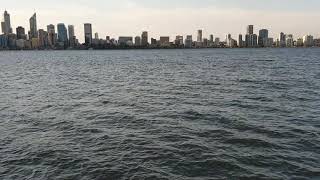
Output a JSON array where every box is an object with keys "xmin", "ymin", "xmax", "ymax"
[{"xmin": 0, "ymin": 49, "xmax": 320, "ymax": 179}]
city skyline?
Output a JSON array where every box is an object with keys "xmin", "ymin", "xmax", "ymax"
[
  {"xmin": 1, "ymin": 0, "xmax": 320, "ymax": 41},
  {"xmin": 1, "ymin": 8, "xmax": 319, "ymax": 50}
]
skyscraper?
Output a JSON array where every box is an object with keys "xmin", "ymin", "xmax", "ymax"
[
  {"xmin": 197, "ymin": 30, "xmax": 203, "ymax": 42},
  {"xmin": 247, "ymin": 25, "xmax": 254, "ymax": 35},
  {"xmin": 57, "ymin": 23, "xmax": 68, "ymax": 46},
  {"xmin": 68, "ymin": 25, "xmax": 75, "ymax": 47},
  {"xmin": 303, "ymin": 35, "xmax": 314, "ymax": 47},
  {"xmin": 238, "ymin": 34, "xmax": 243, "ymax": 47},
  {"xmin": 1, "ymin": 10, "xmax": 12, "ymax": 34},
  {"xmin": 135, "ymin": 36, "xmax": 141, "ymax": 46},
  {"xmin": 286, "ymin": 34, "xmax": 293, "ymax": 47},
  {"xmin": 38, "ymin": 29, "xmax": 48, "ymax": 48},
  {"xmin": 141, "ymin": 31, "xmax": 148, "ymax": 46},
  {"xmin": 279, "ymin": 32, "xmax": 286, "ymax": 47},
  {"xmin": 84, "ymin": 23, "xmax": 92, "ymax": 45},
  {"xmin": 16, "ymin": 26, "xmax": 26, "ymax": 40},
  {"xmin": 258, "ymin": 29, "xmax": 268, "ymax": 47},
  {"xmin": 29, "ymin": 13, "xmax": 38, "ymax": 39},
  {"xmin": 185, "ymin": 35, "xmax": 193, "ymax": 48},
  {"xmin": 47, "ymin": 24, "xmax": 56, "ymax": 47},
  {"xmin": 245, "ymin": 25, "xmax": 257, "ymax": 47}
]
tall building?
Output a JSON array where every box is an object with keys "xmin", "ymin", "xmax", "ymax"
[
  {"xmin": 258, "ymin": 29, "xmax": 268, "ymax": 47},
  {"xmin": 247, "ymin": 25, "xmax": 254, "ymax": 35},
  {"xmin": 57, "ymin": 23, "xmax": 68, "ymax": 46},
  {"xmin": 68, "ymin": 25, "xmax": 75, "ymax": 47},
  {"xmin": 175, "ymin": 35, "xmax": 183, "ymax": 46},
  {"xmin": 16, "ymin": 26, "xmax": 26, "ymax": 40},
  {"xmin": 279, "ymin": 32, "xmax": 286, "ymax": 47},
  {"xmin": 197, "ymin": 30, "xmax": 203, "ymax": 42},
  {"xmin": 47, "ymin": 24, "xmax": 56, "ymax": 47},
  {"xmin": 29, "ymin": 13, "xmax": 38, "ymax": 39},
  {"xmin": 135, "ymin": 36, "xmax": 141, "ymax": 46},
  {"xmin": 94, "ymin": 32, "xmax": 99, "ymax": 39},
  {"xmin": 238, "ymin": 34, "xmax": 243, "ymax": 47},
  {"xmin": 303, "ymin": 35, "xmax": 314, "ymax": 47},
  {"xmin": 84, "ymin": 23, "xmax": 92, "ymax": 45},
  {"xmin": 245, "ymin": 25, "xmax": 257, "ymax": 47},
  {"xmin": 141, "ymin": 31, "xmax": 148, "ymax": 46},
  {"xmin": 38, "ymin": 29, "xmax": 48, "ymax": 48},
  {"xmin": 286, "ymin": 34, "xmax": 294, "ymax": 47},
  {"xmin": 160, "ymin": 36, "xmax": 170, "ymax": 47},
  {"xmin": 1, "ymin": 10, "xmax": 12, "ymax": 34},
  {"xmin": 185, "ymin": 35, "xmax": 193, "ymax": 48}
]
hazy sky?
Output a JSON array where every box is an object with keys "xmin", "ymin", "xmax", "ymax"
[{"xmin": 2, "ymin": 0, "xmax": 320, "ymax": 42}]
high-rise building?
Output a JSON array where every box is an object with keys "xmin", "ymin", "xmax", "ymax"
[
  {"xmin": 84, "ymin": 23, "xmax": 92, "ymax": 45},
  {"xmin": 185, "ymin": 35, "xmax": 193, "ymax": 48},
  {"xmin": 303, "ymin": 35, "xmax": 314, "ymax": 47},
  {"xmin": 47, "ymin": 24, "xmax": 56, "ymax": 47},
  {"xmin": 141, "ymin": 31, "xmax": 148, "ymax": 46},
  {"xmin": 16, "ymin": 26, "xmax": 26, "ymax": 40},
  {"xmin": 245, "ymin": 25, "xmax": 257, "ymax": 47},
  {"xmin": 1, "ymin": 10, "xmax": 12, "ymax": 34},
  {"xmin": 197, "ymin": 30, "xmax": 203, "ymax": 42},
  {"xmin": 68, "ymin": 25, "xmax": 75, "ymax": 47},
  {"xmin": 29, "ymin": 13, "xmax": 38, "ymax": 39},
  {"xmin": 94, "ymin": 32, "xmax": 99, "ymax": 40},
  {"xmin": 38, "ymin": 29, "xmax": 48, "ymax": 48},
  {"xmin": 57, "ymin": 23, "xmax": 68, "ymax": 46},
  {"xmin": 258, "ymin": 29, "xmax": 268, "ymax": 47},
  {"xmin": 279, "ymin": 32, "xmax": 286, "ymax": 47},
  {"xmin": 286, "ymin": 34, "xmax": 294, "ymax": 47},
  {"xmin": 245, "ymin": 34, "xmax": 258, "ymax": 47},
  {"xmin": 175, "ymin": 35, "xmax": 183, "ymax": 46},
  {"xmin": 160, "ymin": 36, "xmax": 170, "ymax": 47},
  {"xmin": 247, "ymin": 25, "xmax": 254, "ymax": 35},
  {"xmin": 209, "ymin": 34, "xmax": 214, "ymax": 43},
  {"xmin": 135, "ymin": 36, "xmax": 141, "ymax": 46},
  {"xmin": 238, "ymin": 34, "xmax": 243, "ymax": 47}
]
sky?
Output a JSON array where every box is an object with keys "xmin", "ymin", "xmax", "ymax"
[{"xmin": 2, "ymin": 0, "xmax": 320, "ymax": 42}]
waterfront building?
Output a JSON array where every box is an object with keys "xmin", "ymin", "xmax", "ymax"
[
  {"xmin": 245, "ymin": 34, "xmax": 258, "ymax": 47},
  {"xmin": 47, "ymin": 24, "xmax": 56, "ymax": 47},
  {"xmin": 247, "ymin": 25, "xmax": 254, "ymax": 35},
  {"xmin": 197, "ymin": 29, "xmax": 203, "ymax": 42},
  {"xmin": 134, "ymin": 36, "xmax": 141, "ymax": 46},
  {"xmin": 31, "ymin": 38, "xmax": 39, "ymax": 49},
  {"xmin": 0, "ymin": 34, "xmax": 8, "ymax": 48},
  {"xmin": 174, "ymin": 35, "xmax": 183, "ymax": 46},
  {"xmin": 245, "ymin": 25, "xmax": 257, "ymax": 47},
  {"xmin": 1, "ymin": 10, "xmax": 13, "ymax": 34},
  {"xmin": 68, "ymin": 25, "xmax": 75, "ymax": 47},
  {"xmin": 296, "ymin": 38, "xmax": 304, "ymax": 47},
  {"xmin": 150, "ymin": 38, "xmax": 157, "ymax": 46},
  {"xmin": 185, "ymin": 35, "xmax": 193, "ymax": 48},
  {"xmin": 286, "ymin": 34, "xmax": 294, "ymax": 47},
  {"xmin": 16, "ymin": 26, "xmax": 26, "ymax": 40},
  {"xmin": 84, "ymin": 23, "xmax": 92, "ymax": 45},
  {"xmin": 303, "ymin": 35, "xmax": 314, "ymax": 47},
  {"xmin": 160, "ymin": 36, "xmax": 170, "ymax": 47},
  {"xmin": 16, "ymin": 39, "xmax": 25, "ymax": 49},
  {"xmin": 214, "ymin": 38, "xmax": 220, "ymax": 47},
  {"xmin": 94, "ymin": 32, "xmax": 99, "ymax": 40},
  {"xmin": 264, "ymin": 38, "xmax": 274, "ymax": 47},
  {"xmin": 141, "ymin": 31, "xmax": 148, "ymax": 46},
  {"xmin": 258, "ymin": 29, "xmax": 268, "ymax": 47},
  {"xmin": 313, "ymin": 39, "xmax": 320, "ymax": 47},
  {"xmin": 38, "ymin": 29, "xmax": 48, "ymax": 48},
  {"xmin": 279, "ymin": 32, "xmax": 286, "ymax": 47},
  {"xmin": 238, "ymin": 34, "xmax": 243, "ymax": 47},
  {"xmin": 29, "ymin": 13, "xmax": 38, "ymax": 39},
  {"xmin": 118, "ymin": 36, "xmax": 133, "ymax": 46},
  {"xmin": 57, "ymin": 23, "xmax": 68, "ymax": 47}
]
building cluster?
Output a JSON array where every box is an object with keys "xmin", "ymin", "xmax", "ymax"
[{"xmin": 0, "ymin": 10, "xmax": 319, "ymax": 50}]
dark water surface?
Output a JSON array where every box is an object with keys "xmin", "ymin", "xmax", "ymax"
[{"xmin": 1, "ymin": 49, "xmax": 320, "ymax": 180}]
